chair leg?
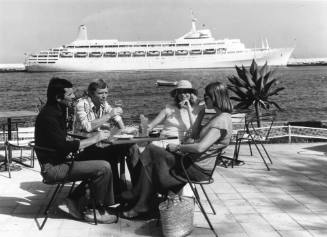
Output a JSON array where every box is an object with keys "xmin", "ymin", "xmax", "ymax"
[
  {"xmin": 30, "ymin": 148, "xmax": 35, "ymax": 168},
  {"xmin": 200, "ymin": 184, "xmax": 216, "ymax": 215},
  {"xmin": 188, "ymin": 181, "xmax": 218, "ymax": 237},
  {"xmin": 68, "ymin": 182, "xmax": 75, "ymax": 195},
  {"xmin": 248, "ymin": 140, "xmax": 253, "ymax": 156},
  {"xmin": 232, "ymin": 139, "xmax": 242, "ymax": 168},
  {"xmin": 40, "ymin": 184, "xmax": 63, "ymax": 230},
  {"xmin": 193, "ymin": 185, "xmax": 201, "ymax": 201},
  {"xmin": 88, "ymin": 182, "xmax": 98, "ymax": 225},
  {"xmin": 44, "ymin": 184, "xmax": 63, "ymax": 215},
  {"xmin": 260, "ymin": 142, "xmax": 273, "ymax": 164},
  {"xmin": 232, "ymin": 139, "xmax": 240, "ymax": 168},
  {"xmin": 5, "ymin": 142, "xmax": 11, "ymax": 178},
  {"xmin": 250, "ymin": 138, "xmax": 270, "ymax": 171},
  {"xmin": 217, "ymin": 156, "xmax": 228, "ymax": 168},
  {"xmin": 20, "ymin": 148, "xmax": 23, "ymax": 162}
]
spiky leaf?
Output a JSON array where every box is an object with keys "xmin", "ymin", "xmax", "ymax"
[
  {"xmin": 249, "ymin": 59, "xmax": 257, "ymax": 75},
  {"xmin": 227, "ymin": 59, "xmax": 284, "ymax": 127}
]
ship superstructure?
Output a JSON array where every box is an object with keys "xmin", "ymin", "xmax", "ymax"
[{"xmin": 25, "ymin": 20, "xmax": 294, "ymax": 72}]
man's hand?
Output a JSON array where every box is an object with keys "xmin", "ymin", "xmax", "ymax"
[
  {"xmin": 96, "ymin": 130, "xmax": 111, "ymax": 142},
  {"xmin": 109, "ymin": 107, "xmax": 123, "ymax": 118}
]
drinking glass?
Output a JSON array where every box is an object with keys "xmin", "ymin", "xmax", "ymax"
[{"xmin": 114, "ymin": 99, "xmax": 123, "ymax": 107}]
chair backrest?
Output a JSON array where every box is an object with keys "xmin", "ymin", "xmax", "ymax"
[
  {"xmin": 16, "ymin": 127, "xmax": 35, "ymax": 145},
  {"xmin": 31, "ymin": 142, "xmax": 77, "ymax": 185},
  {"xmin": 32, "ymin": 144, "xmax": 56, "ymax": 170},
  {"xmin": 0, "ymin": 124, "xmax": 7, "ymax": 147},
  {"xmin": 245, "ymin": 110, "xmax": 277, "ymax": 141},
  {"xmin": 231, "ymin": 113, "xmax": 246, "ymax": 122},
  {"xmin": 208, "ymin": 150, "xmax": 223, "ymax": 179}
]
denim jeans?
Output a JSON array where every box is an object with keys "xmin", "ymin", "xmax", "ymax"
[{"xmin": 42, "ymin": 159, "xmax": 114, "ymax": 206}]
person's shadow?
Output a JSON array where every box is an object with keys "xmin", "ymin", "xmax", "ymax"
[{"xmin": 0, "ymin": 180, "xmax": 77, "ymax": 230}]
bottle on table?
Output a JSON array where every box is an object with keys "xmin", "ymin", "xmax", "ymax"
[{"xmin": 139, "ymin": 114, "xmax": 149, "ymax": 137}]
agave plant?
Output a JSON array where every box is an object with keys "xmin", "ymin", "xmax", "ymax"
[{"xmin": 227, "ymin": 59, "xmax": 284, "ymax": 127}]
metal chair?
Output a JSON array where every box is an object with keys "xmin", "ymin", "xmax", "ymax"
[
  {"xmin": 6, "ymin": 123, "xmax": 35, "ymax": 168},
  {"xmin": 31, "ymin": 143, "xmax": 98, "ymax": 229},
  {"xmin": 215, "ymin": 112, "xmax": 248, "ymax": 168},
  {"xmin": 170, "ymin": 151, "xmax": 223, "ymax": 237},
  {"xmin": 0, "ymin": 124, "xmax": 11, "ymax": 178},
  {"xmin": 234, "ymin": 111, "xmax": 277, "ymax": 171}
]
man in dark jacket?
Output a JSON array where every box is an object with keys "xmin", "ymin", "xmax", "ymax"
[{"xmin": 35, "ymin": 77, "xmax": 117, "ymax": 223}]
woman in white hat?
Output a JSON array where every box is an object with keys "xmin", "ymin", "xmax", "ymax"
[{"xmin": 148, "ymin": 80, "xmax": 204, "ymax": 146}]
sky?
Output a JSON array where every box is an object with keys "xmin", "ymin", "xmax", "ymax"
[{"xmin": 0, "ymin": 0, "xmax": 326, "ymax": 63}]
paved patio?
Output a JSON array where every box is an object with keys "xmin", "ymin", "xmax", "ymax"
[{"xmin": 0, "ymin": 142, "xmax": 327, "ymax": 237}]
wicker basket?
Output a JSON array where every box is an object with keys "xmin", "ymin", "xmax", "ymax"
[{"xmin": 159, "ymin": 195, "xmax": 195, "ymax": 237}]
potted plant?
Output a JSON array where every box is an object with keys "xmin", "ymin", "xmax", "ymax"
[{"xmin": 227, "ymin": 59, "xmax": 284, "ymax": 127}]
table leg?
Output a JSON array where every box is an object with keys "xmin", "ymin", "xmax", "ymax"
[
  {"xmin": 7, "ymin": 118, "xmax": 11, "ymax": 141},
  {"xmin": 120, "ymin": 156, "xmax": 127, "ymax": 191}
]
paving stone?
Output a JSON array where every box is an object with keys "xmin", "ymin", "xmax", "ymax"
[
  {"xmin": 261, "ymin": 213, "xmax": 305, "ymax": 231},
  {"xmin": 1, "ymin": 143, "xmax": 327, "ymax": 236},
  {"xmin": 278, "ymin": 230, "xmax": 313, "ymax": 237},
  {"xmin": 308, "ymin": 229, "xmax": 327, "ymax": 237}
]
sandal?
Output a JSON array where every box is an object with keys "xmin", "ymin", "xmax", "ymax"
[{"xmin": 121, "ymin": 208, "xmax": 152, "ymax": 220}]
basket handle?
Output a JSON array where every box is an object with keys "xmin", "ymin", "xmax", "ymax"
[{"xmin": 166, "ymin": 194, "xmax": 182, "ymax": 208}]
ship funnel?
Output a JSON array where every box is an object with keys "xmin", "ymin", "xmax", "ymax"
[
  {"xmin": 76, "ymin": 25, "xmax": 88, "ymax": 41},
  {"xmin": 265, "ymin": 38, "xmax": 269, "ymax": 49},
  {"xmin": 191, "ymin": 11, "xmax": 197, "ymax": 32}
]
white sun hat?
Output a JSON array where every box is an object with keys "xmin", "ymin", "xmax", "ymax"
[{"xmin": 170, "ymin": 80, "xmax": 197, "ymax": 96}]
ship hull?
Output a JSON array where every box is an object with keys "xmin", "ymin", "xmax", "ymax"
[{"xmin": 26, "ymin": 48, "xmax": 294, "ymax": 72}]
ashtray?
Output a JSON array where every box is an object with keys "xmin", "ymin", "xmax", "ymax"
[{"xmin": 149, "ymin": 130, "xmax": 160, "ymax": 137}]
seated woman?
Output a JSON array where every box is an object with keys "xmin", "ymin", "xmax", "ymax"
[
  {"xmin": 148, "ymin": 80, "xmax": 204, "ymax": 147},
  {"xmin": 122, "ymin": 82, "xmax": 233, "ymax": 218}
]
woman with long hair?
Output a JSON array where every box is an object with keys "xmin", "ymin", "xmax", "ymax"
[{"xmin": 122, "ymin": 82, "xmax": 233, "ymax": 218}]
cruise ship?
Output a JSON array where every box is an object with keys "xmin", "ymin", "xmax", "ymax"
[{"xmin": 25, "ymin": 19, "xmax": 294, "ymax": 72}]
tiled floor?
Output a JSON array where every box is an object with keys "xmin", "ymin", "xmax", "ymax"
[{"xmin": 0, "ymin": 142, "xmax": 327, "ymax": 236}]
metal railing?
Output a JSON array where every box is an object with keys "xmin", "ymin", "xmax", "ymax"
[{"xmin": 233, "ymin": 124, "xmax": 327, "ymax": 143}]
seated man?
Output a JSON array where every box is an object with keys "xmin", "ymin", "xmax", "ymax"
[
  {"xmin": 35, "ymin": 77, "xmax": 117, "ymax": 223},
  {"xmin": 73, "ymin": 79, "xmax": 124, "ymax": 132},
  {"xmin": 74, "ymin": 79, "xmax": 140, "ymax": 196}
]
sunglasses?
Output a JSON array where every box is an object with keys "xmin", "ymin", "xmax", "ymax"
[
  {"xmin": 204, "ymin": 94, "xmax": 210, "ymax": 100},
  {"xmin": 176, "ymin": 89, "xmax": 192, "ymax": 94}
]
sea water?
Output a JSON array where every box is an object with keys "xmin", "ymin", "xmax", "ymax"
[{"xmin": 0, "ymin": 66, "xmax": 326, "ymax": 122}]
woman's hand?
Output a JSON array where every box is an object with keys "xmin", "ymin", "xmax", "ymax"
[
  {"xmin": 179, "ymin": 99, "xmax": 192, "ymax": 110},
  {"xmin": 166, "ymin": 143, "xmax": 179, "ymax": 153},
  {"xmin": 183, "ymin": 137, "xmax": 195, "ymax": 144}
]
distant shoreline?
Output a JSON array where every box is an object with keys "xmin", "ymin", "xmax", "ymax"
[{"xmin": 1, "ymin": 58, "xmax": 327, "ymax": 72}]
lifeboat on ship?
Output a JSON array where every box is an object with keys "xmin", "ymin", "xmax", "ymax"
[
  {"xmin": 133, "ymin": 51, "xmax": 146, "ymax": 57},
  {"xmin": 60, "ymin": 52, "xmax": 73, "ymax": 58},
  {"xmin": 75, "ymin": 52, "xmax": 87, "ymax": 58},
  {"xmin": 217, "ymin": 48, "xmax": 227, "ymax": 53},
  {"xmin": 175, "ymin": 50, "xmax": 188, "ymax": 56},
  {"xmin": 161, "ymin": 50, "xmax": 174, "ymax": 56},
  {"xmin": 147, "ymin": 51, "xmax": 160, "ymax": 56},
  {"xmin": 190, "ymin": 49, "xmax": 202, "ymax": 55},
  {"xmin": 118, "ymin": 51, "xmax": 131, "ymax": 57},
  {"xmin": 103, "ymin": 52, "xmax": 117, "ymax": 57},
  {"xmin": 203, "ymin": 48, "xmax": 216, "ymax": 54},
  {"xmin": 89, "ymin": 52, "xmax": 102, "ymax": 57}
]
